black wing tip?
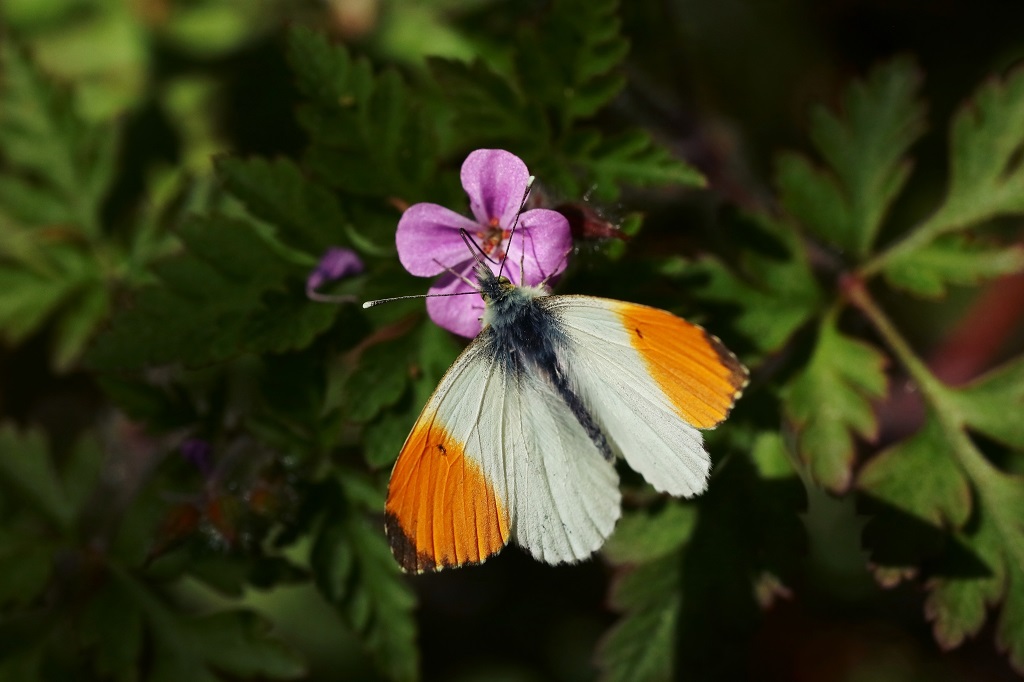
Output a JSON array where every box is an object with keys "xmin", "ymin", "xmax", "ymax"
[
  {"xmin": 384, "ymin": 511, "xmax": 437, "ymax": 574},
  {"xmin": 383, "ymin": 512, "xmax": 507, "ymax": 574},
  {"xmin": 700, "ymin": 327, "xmax": 750, "ymax": 395}
]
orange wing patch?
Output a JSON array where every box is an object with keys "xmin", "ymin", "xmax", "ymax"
[
  {"xmin": 385, "ymin": 418, "xmax": 510, "ymax": 573},
  {"xmin": 616, "ymin": 303, "xmax": 748, "ymax": 429}
]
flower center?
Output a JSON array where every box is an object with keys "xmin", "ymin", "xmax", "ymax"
[{"xmin": 477, "ymin": 218, "xmax": 511, "ymax": 261}]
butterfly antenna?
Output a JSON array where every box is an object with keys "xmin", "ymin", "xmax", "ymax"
[
  {"xmin": 459, "ymin": 228, "xmax": 498, "ymax": 265},
  {"xmin": 362, "ymin": 290, "xmax": 479, "ymax": 309},
  {"xmin": 498, "ymin": 175, "xmax": 535, "ymax": 279}
]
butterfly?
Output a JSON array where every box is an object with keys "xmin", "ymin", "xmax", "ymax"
[{"xmin": 377, "ymin": 258, "xmax": 748, "ymax": 573}]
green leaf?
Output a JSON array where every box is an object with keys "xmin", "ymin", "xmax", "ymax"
[
  {"xmin": 858, "ymin": 413, "xmax": 971, "ymax": 529},
  {"xmin": 288, "ymin": 28, "xmax": 436, "ymax": 199},
  {"xmin": 597, "ymin": 554, "xmax": 679, "ymax": 682},
  {"xmin": 883, "ymin": 235, "xmax": 1024, "ymax": 298},
  {"xmin": 51, "ymin": 283, "xmax": 109, "ymax": 372},
  {"xmin": 572, "ymin": 130, "xmax": 704, "ymax": 200},
  {"xmin": 0, "ymin": 532, "xmax": 53, "ymax": 608},
  {"xmin": 312, "ymin": 477, "xmax": 418, "ymax": 682},
  {"xmin": 0, "ymin": 263, "xmax": 83, "ymax": 344},
  {"xmin": 599, "ymin": 431, "xmax": 804, "ymax": 681},
  {"xmin": 287, "ymin": 26, "xmax": 373, "ymax": 108},
  {"xmin": 776, "ymin": 57, "xmax": 925, "ymax": 255},
  {"xmin": 0, "ymin": 43, "xmax": 117, "ymax": 236},
  {"xmin": 690, "ymin": 213, "xmax": 822, "ymax": 354},
  {"xmin": 87, "ymin": 214, "xmax": 332, "ymax": 370},
  {"xmin": 426, "ymin": 58, "xmax": 541, "ymax": 151},
  {"xmin": 949, "ymin": 356, "xmax": 1024, "ymax": 449},
  {"xmin": 338, "ymin": 334, "xmax": 419, "ymax": 424},
  {"xmin": 216, "ymin": 157, "xmax": 352, "ymax": 254},
  {"xmin": 514, "ymin": 0, "xmax": 629, "ymax": 123},
  {"xmin": 603, "ymin": 502, "xmax": 696, "ymax": 565},
  {"xmin": 176, "ymin": 610, "xmax": 308, "ymax": 679},
  {"xmin": 924, "ymin": 472, "xmax": 1024, "ymax": 670},
  {"xmin": 782, "ymin": 311, "xmax": 888, "ymax": 491},
  {"xmin": 929, "ymin": 65, "xmax": 1024, "ymax": 233},
  {"xmin": 0, "ymin": 424, "xmax": 74, "ymax": 531}
]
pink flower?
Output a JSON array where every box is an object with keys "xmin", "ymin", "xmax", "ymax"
[
  {"xmin": 306, "ymin": 247, "xmax": 364, "ymax": 302},
  {"xmin": 396, "ymin": 149, "xmax": 571, "ymax": 337}
]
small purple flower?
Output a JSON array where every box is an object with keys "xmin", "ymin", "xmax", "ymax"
[
  {"xmin": 396, "ymin": 149, "xmax": 571, "ymax": 337},
  {"xmin": 180, "ymin": 438, "xmax": 213, "ymax": 478},
  {"xmin": 306, "ymin": 247, "xmax": 364, "ymax": 302}
]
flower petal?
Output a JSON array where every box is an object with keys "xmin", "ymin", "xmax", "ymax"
[
  {"xmin": 503, "ymin": 208, "xmax": 572, "ymax": 285},
  {"xmin": 397, "ymin": 203, "xmax": 481, "ymax": 276},
  {"xmin": 425, "ymin": 262, "xmax": 486, "ymax": 338},
  {"xmin": 461, "ymin": 149, "xmax": 531, "ymax": 228}
]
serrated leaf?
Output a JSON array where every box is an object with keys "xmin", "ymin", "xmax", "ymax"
[
  {"xmin": 853, "ymin": 344, "xmax": 1024, "ymax": 669},
  {"xmin": 949, "ymin": 356, "xmax": 1024, "ymax": 449},
  {"xmin": 340, "ymin": 336, "xmax": 417, "ymax": 424},
  {"xmin": 87, "ymin": 214, "xmax": 327, "ymax": 370},
  {"xmin": 858, "ymin": 413, "xmax": 971, "ymax": 528},
  {"xmin": 426, "ymin": 58, "xmax": 540, "ymax": 151},
  {"xmin": 598, "ymin": 554, "xmax": 679, "ymax": 682},
  {"xmin": 929, "ymin": 66, "xmax": 1024, "ymax": 233},
  {"xmin": 0, "ymin": 264, "xmax": 83, "ymax": 344},
  {"xmin": 925, "ymin": 473, "xmax": 1024, "ymax": 670},
  {"xmin": 312, "ymin": 478, "xmax": 418, "ymax": 682},
  {"xmin": 0, "ymin": 425, "xmax": 73, "ymax": 531},
  {"xmin": 0, "ymin": 43, "xmax": 117, "ymax": 236},
  {"xmin": 216, "ymin": 157, "xmax": 352, "ymax": 254},
  {"xmin": 514, "ymin": 0, "xmax": 629, "ymax": 123},
  {"xmin": 690, "ymin": 213, "xmax": 822, "ymax": 354},
  {"xmin": 777, "ymin": 57, "xmax": 925, "ymax": 255},
  {"xmin": 51, "ymin": 283, "xmax": 109, "ymax": 372},
  {"xmin": 580, "ymin": 130, "xmax": 705, "ymax": 200},
  {"xmin": 782, "ymin": 312, "xmax": 888, "ymax": 491},
  {"xmin": 287, "ymin": 26, "xmax": 373, "ymax": 108},
  {"xmin": 883, "ymin": 236, "xmax": 1024, "ymax": 298},
  {"xmin": 288, "ymin": 28, "xmax": 435, "ymax": 199}
]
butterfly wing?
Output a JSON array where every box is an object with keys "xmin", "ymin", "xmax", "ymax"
[
  {"xmin": 385, "ymin": 331, "xmax": 620, "ymax": 573},
  {"xmin": 542, "ymin": 295, "xmax": 748, "ymax": 497}
]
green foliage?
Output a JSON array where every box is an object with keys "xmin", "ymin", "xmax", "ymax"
[
  {"xmin": 0, "ymin": 424, "xmax": 303, "ymax": 681},
  {"xmin": 599, "ymin": 431, "xmax": 805, "ymax": 682},
  {"xmin": 883, "ymin": 235, "xmax": 1024, "ymax": 298},
  {"xmin": 690, "ymin": 212, "xmax": 822, "ymax": 354},
  {"xmin": 776, "ymin": 57, "xmax": 926, "ymax": 256},
  {"xmin": 5, "ymin": 2, "xmax": 1024, "ymax": 681},
  {"xmin": 0, "ymin": 44, "xmax": 122, "ymax": 371},
  {"xmin": 782, "ymin": 310, "xmax": 889, "ymax": 491},
  {"xmin": 858, "ymin": 357, "xmax": 1024, "ymax": 669},
  {"xmin": 311, "ymin": 475, "xmax": 417, "ymax": 682},
  {"xmin": 426, "ymin": 0, "xmax": 702, "ymax": 200}
]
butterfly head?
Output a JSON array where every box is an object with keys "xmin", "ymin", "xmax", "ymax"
[{"xmin": 475, "ymin": 260, "xmax": 514, "ymax": 304}]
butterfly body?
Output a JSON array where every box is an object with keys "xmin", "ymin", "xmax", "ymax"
[{"xmin": 384, "ymin": 263, "xmax": 747, "ymax": 573}]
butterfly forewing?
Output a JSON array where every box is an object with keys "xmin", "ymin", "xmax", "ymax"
[{"xmin": 542, "ymin": 296, "xmax": 748, "ymax": 497}]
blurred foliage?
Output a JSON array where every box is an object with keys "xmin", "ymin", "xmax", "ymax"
[{"xmin": 2, "ymin": 1, "xmax": 1024, "ymax": 681}]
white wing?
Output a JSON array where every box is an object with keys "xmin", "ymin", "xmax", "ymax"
[
  {"xmin": 542, "ymin": 295, "xmax": 748, "ymax": 498},
  {"xmin": 385, "ymin": 334, "xmax": 621, "ymax": 572}
]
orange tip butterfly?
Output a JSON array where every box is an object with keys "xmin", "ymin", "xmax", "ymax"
[{"xmin": 365, "ymin": 176, "xmax": 748, "ymax": 574}]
